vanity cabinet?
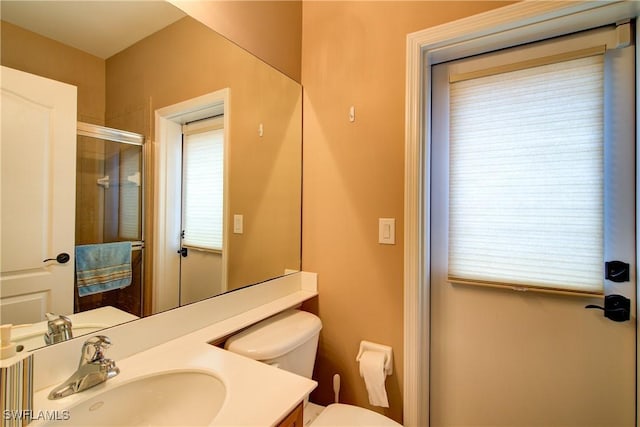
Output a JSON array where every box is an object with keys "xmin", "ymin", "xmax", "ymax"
[{"xmin": 277, "ymin": 402, "xmax": 304, "ymax": 427}]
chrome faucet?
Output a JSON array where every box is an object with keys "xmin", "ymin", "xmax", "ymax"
[
  {"xmin": 48, "ymin": 335, "xmax": 120, "ymax": 400},
  {"xmin": 44, "ymin": 313, "xmax": 73, "ymax": 345}
]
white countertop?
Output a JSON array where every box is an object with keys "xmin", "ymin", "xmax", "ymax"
[
  {"xmin": 19, "ymin": 272, "xmax": 319, "ymax": 426},
  {"xmin": 32, "ymin": 329, "xmax": 317, "ymax": 426}
]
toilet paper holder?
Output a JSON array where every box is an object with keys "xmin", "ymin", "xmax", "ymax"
[{"xmin": 356, "ymin": 340, "xmax": 393, "ymax": 376}]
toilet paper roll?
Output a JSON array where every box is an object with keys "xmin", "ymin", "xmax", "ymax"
[{"xmin": 358, "ymin": 350, "xmax": 389, "ymax": 408}]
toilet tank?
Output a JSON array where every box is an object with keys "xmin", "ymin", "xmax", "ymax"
[{"xmin": 224, "ymin": 309, "xmax": 322, "ymax": 379}]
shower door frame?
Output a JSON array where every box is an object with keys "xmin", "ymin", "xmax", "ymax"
[{"xmin": 76, "ymin": 121, "xmax": 146, "ymax": 314}]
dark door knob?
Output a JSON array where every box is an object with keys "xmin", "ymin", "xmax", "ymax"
[
  {"xmin": 177, "ymin": 247, "xmax": 188, "ymax": 257},
  {"xmin": 586, "ymin": 294, "xmax": 631, "ymax": 322},
  {"xmin": 43, "ymin": 253, "xmax": 71, "ymax": 264}
]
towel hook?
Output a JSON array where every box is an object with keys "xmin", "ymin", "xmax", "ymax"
[{"xmin": 43, "ymin": 253, "xmax": 70, "ymax": 264}]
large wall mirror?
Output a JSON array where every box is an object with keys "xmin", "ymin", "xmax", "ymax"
[{"xmin": 0, "ymin": 1, "xmax": 301, "ymax": 352}]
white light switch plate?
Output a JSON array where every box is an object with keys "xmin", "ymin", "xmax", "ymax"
[
  {"xmin": 378, "ymin": 218, "xmax": 395, "ymax": 244},
  {"xmin": 234, "ymin": 214, "xmax": 243, "ymax": 234}
]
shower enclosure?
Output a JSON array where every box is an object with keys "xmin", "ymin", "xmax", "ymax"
[{"xmin": 75, "ymin": 122, "xmax": 144, "ymax": 317}]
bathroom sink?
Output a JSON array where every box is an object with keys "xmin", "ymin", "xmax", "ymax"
[{"xmin": 44, "ymin": 371, "xmax": 226, "ymax": 426}]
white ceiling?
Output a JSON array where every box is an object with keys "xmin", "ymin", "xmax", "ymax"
[{"xmin": 1, "ymin": 1, "xmax": 186, "ymax": 59}]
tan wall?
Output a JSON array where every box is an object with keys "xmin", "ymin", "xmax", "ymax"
[
  {"xmin": 0, "ymin": 21, "xmax": 105, "ymax": 124},
  {"xmin": 169, "ymin": 0, "xmax": 302, "ymax": 82},
  {"xmin": 300, "ymin": 1, "xmax": 513, "ymax": 422},
  {"xmin": 106, "ymin": 16, "xmax": 301, "ymax": 292}
]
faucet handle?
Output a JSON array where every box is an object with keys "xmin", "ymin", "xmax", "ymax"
[
  {"xmin": 81, "ymin": 335, "xmax": 112, "ymax": 364},
  {"xmin": 44, "ymin": 313, "xmax": 73, "ymax": 345},
  {"xmin": 46, "ymin": 313, "xmax": 72, "ymax": 328}
]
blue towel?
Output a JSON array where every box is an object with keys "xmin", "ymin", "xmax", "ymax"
[{"xmin": 75, "ymin": 242, "xmax": 132, "ymax": 297}]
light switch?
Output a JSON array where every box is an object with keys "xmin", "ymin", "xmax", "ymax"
[
  {"xmin": 234, "ymin": 214, "xmax": 243, "ymax": 234},
  {"xmin": 379, "ymin": 218, "xmax": 395, "ymax": 245}
]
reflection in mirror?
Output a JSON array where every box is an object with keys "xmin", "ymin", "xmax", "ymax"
[
  {"xmin": 75, "ymin": 123, "xmax": 144, "ymax": 317},
  {"xmin": 180, "ymin": 116, "xmax": 226, "ymax": 305},
  {"xmin": 0, "ymin": 1, "xmax": 302, "ymax": 352}
]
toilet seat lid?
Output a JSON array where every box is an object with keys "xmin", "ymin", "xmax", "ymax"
[
  {"xmin": 312, "ymin": 404, "xmax": 402, "ymax": 426},
  {"xmin": 225, "ymin": 309, "xmax": 322, "ymax": 360}
]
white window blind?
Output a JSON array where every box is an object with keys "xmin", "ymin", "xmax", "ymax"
[
  {"xmin": 118, "ymin": 145, "xmax": 141, "ymax": 240},
  {"xmin": 182, "ymin": 119, "xmax": 224, "ymax": 251},
  {"xmin": 448, "ymin": 53, "xmax": 604, "ymax": 294}
]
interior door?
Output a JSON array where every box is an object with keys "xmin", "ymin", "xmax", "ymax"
[
  {"xmin": 429, "ymin": 31, "xmax": 636, "ymax": 426},
  {"xmin": 178, "ymin": 118, "xmax": 225, "ymax": 305},
  {"xmin": 0, "ymin": 66, "xmax": 77, "ymax": 324},
  {"xmin": 178, "ymin": 247, "xmax": 224, "ymax": 305}
]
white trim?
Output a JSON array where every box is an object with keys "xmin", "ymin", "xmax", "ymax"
[
  {"xmin": 153, "ymin": 89, "xmax": 230, "ymax": 314},
  {"xmin": 404, "ymin": 1, "xmax": 640, "ymax": 425},
  {"xmin": 404, "ymin": 17, "xmax": 428, "ymax": 427},
  {"xmin": 636, "ymin": 20, "xmax": 640, "ymax": 426}
]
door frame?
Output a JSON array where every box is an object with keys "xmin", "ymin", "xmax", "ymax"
[
  {"xmin": 153, "ymin": 89, "xmax": 230, "ymax": 314},
  {"xmin": 403, "ymin": 2, "xmax": 640, "ymax": 425}
]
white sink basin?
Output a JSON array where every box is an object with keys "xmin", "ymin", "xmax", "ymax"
[{"xmin": 45, "ymin": 371, "xmax": 226, "ymax": 426}]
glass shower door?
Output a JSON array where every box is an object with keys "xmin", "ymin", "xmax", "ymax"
[{"xmin": 75, "ymin": 122, "xmax": 144, "ymax": 317}]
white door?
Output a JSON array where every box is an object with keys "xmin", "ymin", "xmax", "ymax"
[
  {"xmin": 178, "ymin": 117, "xmax": 225, "ymax": 305},
  {"xmin": 0, "ymin": 66, "xmax": 77, "ymax": 324},
  {"xmin": 430, "ymin": 29, "xmax": 636, "ymax": 426}
]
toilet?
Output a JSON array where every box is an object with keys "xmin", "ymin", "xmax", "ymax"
[{"xmin": 225, "ymin": 309, "xmax": 401, "ymax": 426}]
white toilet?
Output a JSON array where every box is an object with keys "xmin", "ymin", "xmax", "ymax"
[{"xmin": 225, "ymin": 309, "xmax": 401, "ymax": 426}]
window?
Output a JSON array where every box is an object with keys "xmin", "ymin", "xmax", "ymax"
[
  {"xmin": 448, "ymin": 53, "xmax": 604, "ymax": 294},
  {"xmin": 432, "ymin": 25, "xmax": 634, "ymax": 295},
  {"xmin": 118, "ymin": 144, "xmax": 142, "ymax": 240},
  {"xmin": 181, "ymin": 117, "xmax": 224, "ymax": 251}
]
